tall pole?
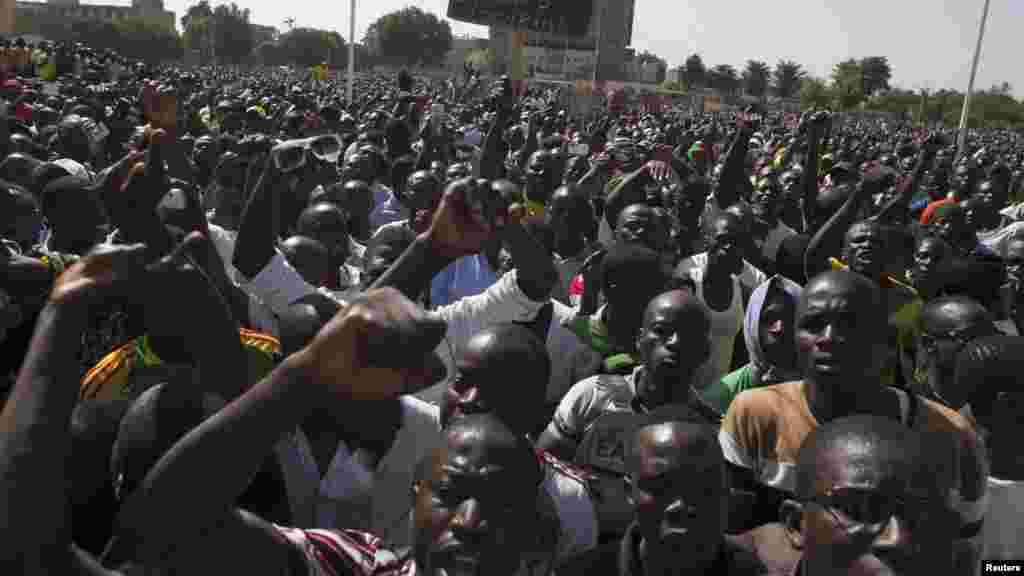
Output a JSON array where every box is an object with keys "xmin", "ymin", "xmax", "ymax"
[
  {"xmin": 347, "ymin": 0, "xmax": 356, "ymax": 104},
  {"xmin": 592, "ymin": 0, "xmax": 603, "ymax": 85},
  {"xmin": 957, "ymin": 0, "xmax": 992, "ymax": 160}
]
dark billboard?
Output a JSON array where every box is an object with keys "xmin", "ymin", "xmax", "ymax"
[{"xmin": 447, "ymin": 0, "xmax": 595, "ymax": 37}]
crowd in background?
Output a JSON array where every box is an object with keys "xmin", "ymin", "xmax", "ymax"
[{"xmin": 3, "ymin": 42, "xmax": 1024, "ymax": 576}]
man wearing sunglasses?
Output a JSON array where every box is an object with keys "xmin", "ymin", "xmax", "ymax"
[
  {"xmin": 720, "ymin": 270, "xmax": 987, "ymax": 570},
  {"xmin": 776, "ymin": 415, "xmax": 963, "ymax": 576}
]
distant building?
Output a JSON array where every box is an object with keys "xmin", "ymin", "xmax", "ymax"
[
  {"xmin": 486, "ymin": 0, "xmax": 635, "ymax": 82},
  {"xmin": 16, "ymin": 0, "xmax": 176, "ymax": 32}
]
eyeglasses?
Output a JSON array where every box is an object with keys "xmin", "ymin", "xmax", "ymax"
[
  {"xmin": 802, "ymin": 487, "xmax": 913, "ymax": 533},
  {"xmin": 919, "ymin": 326, "xmax": 985, "ymax": 353},
  {"xmin": 271, "ymin": 134, "xmax": 343, "ymax": 173}
]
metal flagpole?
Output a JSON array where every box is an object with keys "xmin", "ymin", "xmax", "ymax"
[
  {"xmin": 347, "ymin": 0, "xmax": 356, "ymax": 104},
  {"xmin": 957, "ymin": 0, "xmax": 992, "ymax": 160}
]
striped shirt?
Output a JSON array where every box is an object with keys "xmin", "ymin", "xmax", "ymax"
[{"xmin": 720, "ymin": 381, "xmax": 988, "ymax": 531}]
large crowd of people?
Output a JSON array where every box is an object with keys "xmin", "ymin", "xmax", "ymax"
[{"xmin": 3, "ymin": 40, "xmax": 1024, "ymax": 576}]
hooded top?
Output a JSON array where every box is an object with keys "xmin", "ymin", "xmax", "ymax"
[{"xmin": 701, "ymin": 275, "xmax": 802, "ymax": 415}]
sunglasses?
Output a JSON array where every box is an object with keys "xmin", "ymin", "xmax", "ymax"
[
  {"xmin": 803, "ymin": 487, "xmax": 914, "ymax": 533},
  {"xmin": 271, "ymin": 134, "xmax": 343, "ymax": 173}
]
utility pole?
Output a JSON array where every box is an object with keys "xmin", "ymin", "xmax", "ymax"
[
  {"xmin": 957, "ymin": 0, "xmax": 992, "ymax": 160},
  {"xmin": 347, "ymin": 0, "xmax": 355, "ymax": 104}
]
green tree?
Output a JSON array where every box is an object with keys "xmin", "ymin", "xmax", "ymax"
[
  {"xmin": 278, "ymin": 28, "xmax": 346, "ymax": 67},
  {"xmin": 708, "ymin": 64, "xmax": 739, "ymax": 95},
  {"xmin": 743, "ymin": 60, "xmax": 771, "ymax": 100},
  {"xmin": 831, "ymin": 59, "xmax": 865, "ymax": 110},
  {"xmin": 181, "ymin": 0, "xmax": 213, "ymax": 60},
  {"xmin": 17, "ymin": 12, "xmax": 181, "ymax": 63},
  {"xmin": 683, "ymin": 53, "xmax": 706, "ymax": 89},
  {"xmin": 365, "ymin": 7, "xmax": 453, "ymax": 68},
  {"xmin": 800, "ymin": 77, "xmax": 832, "ymax": 109},
  {"xmin": 658, "ymin": 80, "xmax": 686, "ymax": 93},
  {"xmin": 465, "ymin": 47, "xmax": 495, "ymax": 71},
  {"xmin": 210, "ymin": 3, "xmax": 254, "ymax": 64},
  {"xmin": 772, "ymin": 60, "xmax": 806, "ymax": 99},
  {"xmin": 860, "ymin": 56, "xmax": 892, "ymax": 96}
]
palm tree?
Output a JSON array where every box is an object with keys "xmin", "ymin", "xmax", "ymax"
[
  {"xmin": 743, "ymin": 60, "xmax": 771, "ymax": 101},
  {"xmin": 708, "ymin": 64, "xmax": 739, "ymax": 96},
  {"xmin": 772, "ymin": 60, "xmax": 806, "ymax": 99}
]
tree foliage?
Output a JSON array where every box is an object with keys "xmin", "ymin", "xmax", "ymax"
[
  {"xmin": 831, "ymin": 59, "xmax": 865, "ymax": 110},
  {"xmin": 182, "ymin": 1, "xmax": 253, "ymax": 64},
  {"xmin": 683, "ymin": 53, "xmax": 706, "ymax": 89},
  {"xmin": 860, "ymin": 56, "xmax": 892, "ymax": 96},
  {"xmin": 800, "ymin": 77, "xmax": 832, "ymax": 110},
  {"xmin": 15, "ymin": 12, "xmax": 182, "ymax": 63},
  {"xmin": 275, "ymin": 28, "xmax": 347, "ymax": 68},
  {"xmin": 743, "ymin": 60, "xmax": 771, "ymax": 100},
  {"xmin": 365, "ymin": 7, "xmax": 452, "ymax": 68},
  {"xmin": 708, "ymin": 64, "xmax": 739, "ymax": 95},
  {"xmin": 772, "ymin": 60, "xmax": 806, "ymax": 99},
  {"xmin": 465, "ymin": 48, "xmax": 495, "ymax": 71}
]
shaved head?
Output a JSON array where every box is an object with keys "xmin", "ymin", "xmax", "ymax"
[
  {"xmin": 444, "ymin": 324, "xmax": 550, "ymax": 435},
  {"xmin": 920, "ymin": 295, "xmax": 992, "ymax": 330},
  {"xmin": 643, "ymin": 289, "xmax": 710, "ymax": 330},
  {"xmin": 795, "ymin": 415, "xmax": 919, "ymax": 498},
  {"xmin": 799, "ymin": 270, "xmax": 882, "ymax": 322}
]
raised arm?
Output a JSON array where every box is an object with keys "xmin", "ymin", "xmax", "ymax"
[
  {"xmin": 0, "ymin": 241, "xmax": 192, "ymax": 576},
  {"xmin": 371, "ymin": 177, "xmax": 520, "ymax": 299},
  {"xmin": 479, "ymin": 78, "xmax": 516, "ymax": 181},
  {"xmin": 874, "ymin": 135, "xmax": 941, "ymax": 224},
  {"xmin": 714, "ymin": 115, "xmax": 755, "ymax": 209},
  {"xmin": 114, "ymin": 287, "xmax": 447, "ymax": 572},
  {"xmin": 799, "ymin": 115, "xmax": 825, "ymax": 232},
  {"xmin": 804, "ymin": 168, "xmax": 879, "ymax": 279},
  {"xmin": 232, "ymin": 156, "xmax": 283, "ymax": 280}
]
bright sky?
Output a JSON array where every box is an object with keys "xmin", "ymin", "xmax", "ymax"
[{"xmin": 148, "ymin": 0, "xmax": 1022, "ymax": 97}]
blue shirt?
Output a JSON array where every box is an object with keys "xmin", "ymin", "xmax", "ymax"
[
  {"xmin": 368, "ymin": 183, "xmax": 408, "ymax": 232},
  {"xmin": 430, "ymin": 254, "xmax": 498, "ymax": 307}
]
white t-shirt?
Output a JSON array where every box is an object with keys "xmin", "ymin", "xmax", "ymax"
[
  {"xmin": 273, "ymin": 396, "xmax": 441, "ymax": 548},
  {"xmin": 674, "ymin": 252, "xmax": 768, "ymax": 293},
  {"xmin": 982, "ymin": 476, "xmax": 1024, "ymax": 561},
  {"xmin": 206, "ymin": 223, "xmax": 241, "ymax": 285},
  {"xmin": 550, "ymin": 369, "xmax": 640, "ymax": 445},
  {"xmin": 977, "ymin": 221, "xmax": 1024, "ymax": 256},
  {"xmin": 693, "ymin": 275, "xmax": 743, "ymax": 389}
]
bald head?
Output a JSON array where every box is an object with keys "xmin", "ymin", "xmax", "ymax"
[
  {"xmin": 446, "ymin": 325, "xmax": 551, "ymax": 435},
  {"xmin": 627, "ymin": 415, "xmax": 723, "ymax": 477},
  {"xmin": 795, "ymin": 415, "xmax": 926, "ymax": 499},
  {"xmin": 799, "ymin": 270, "xmax": 882, "ymax": 322},
  {"xmin": 435, "ymin": 413, "xmax": 540, "ymax": 482},
  {"xmin": 921, "ymin": 295, "xmax": 992, "ymax": 331},
  {"xmin": 279, "ymin": 235, "xmax": 330, "ymax": 287},
  {"xmin": 643, "ymin": 289, "xmax": 710, "ymax": 333}
]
